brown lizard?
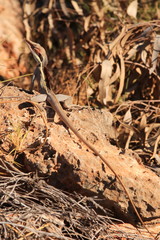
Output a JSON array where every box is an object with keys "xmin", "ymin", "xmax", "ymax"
[{"xmin": 25, "ymin": 39, "xmax": 154, "ymax": 238}]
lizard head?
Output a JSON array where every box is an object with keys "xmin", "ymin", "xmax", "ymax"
[{"xmin": 26, "ymin": 39, "xmax": 48, "ymax": 67}]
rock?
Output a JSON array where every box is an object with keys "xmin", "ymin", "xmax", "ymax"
[{"xmin": 0, "ymin": 84, "xmax": 160, "ymax": 228}]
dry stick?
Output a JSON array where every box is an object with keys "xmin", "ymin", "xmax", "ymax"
[
  {"xmin": 115, "ymin": 53, "xmax": 125, "ymax": 103},
  {"xmin": 152, "ymin": 134, "xmax": 160, "ymax": 159},
  {"xmin": 0, "ymin": 222, "xmax": 70, "ymax": 240},
  {"xmin": 17, "ymin": 223, "xmax": 51, "ymax": 240},
  {"xmin": 1, "ymin": 73, "xmax": 33, "ymax": 83}
]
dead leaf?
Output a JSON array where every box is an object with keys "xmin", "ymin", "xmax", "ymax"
[
  {"xmin": 99, "ymin": 59, "xmax": 112, "ymax": 104},
  {"xmin": 139, "ymin": 114, "xmax": 147, "ymax": 130},
  {"xmin": 109, "ymin": 63, "xmax": 120, "ymax": 85},
  {"xmin": 94, "ymin": 49, "xmax": 102, "ymax": 63},
  {"xmin": 150, "ymin": 34, "xmax": 160, "ymax": 74},
  {"xmin": 71, "ymin": 0, "xmax": 83, "ymax": 16},
  {"xmin": 127, "ymin": 0, "xmax": 138, "ymax": 19},
  {"xmin": 59, "ymin": 0, "xmax": 70, "ymax": 17},
  {"xmin": 84, "ymin": 15, "xmax": 91, "ymax": 32},
  {"xmin": 115, "ymin": 54, "xmax": 125, "ymax": 103},
  {"xmin": 109, "ymin": 26, "xmax": 127, "ymax": 53},
  {"xmin": 91, "ymin": 1, "xmax": 104, "ymax": 19},
  {"xmin": 152, "ymin": 134, "xmax": 160, "ymax": 159},
  {"xmin": 141, "ymin": 49, "xmax": 148, "ymax": 65},
  {"xmin": 125, "ymin": 129, "xmax": 134, "ymax": 149},
  {"xmin": 126, "ymin": 41, "xmax": 149, "ymax": 60},
  {"xmin": 145, "ymin": 123, "xmax": 160, "ymax": 145},
  {"xmin": 123, "ymin": 109, "xmax": 132, "ymax": 125}
]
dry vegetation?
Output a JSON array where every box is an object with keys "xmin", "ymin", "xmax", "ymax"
[
  {"xmin": 21, "ymin": 0, "xmax": 160, "ymax": 166},
  {"xmin": 0, "ymin": 0, "xmax": 160, "ymax": 239}
]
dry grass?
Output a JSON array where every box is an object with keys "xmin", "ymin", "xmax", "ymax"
[
  {"xmin": 22, "ymin": 0, "xmax": 160, "ymax": 165},
  {"xmin": 0, "ymin": 1, "xmax": 159, "ymax": 239}
]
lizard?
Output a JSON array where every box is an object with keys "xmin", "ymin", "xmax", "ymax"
[{"xmin": 25, "ymin": 39, "xmax": 154, "ymax": 237}]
